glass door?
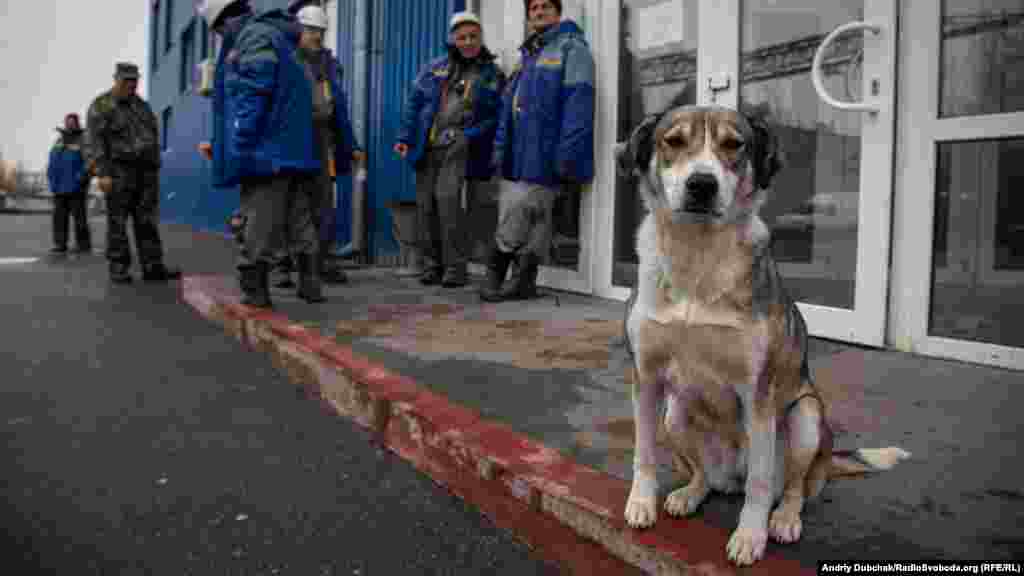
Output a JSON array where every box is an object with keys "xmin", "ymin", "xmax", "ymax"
[
  {"xmin": 598, "ymin": 0, "xmax": 898, "ymax": 347},
  {"xmin": 891, "ymin": 0, "xmax": 1024, "ymax": 370}
]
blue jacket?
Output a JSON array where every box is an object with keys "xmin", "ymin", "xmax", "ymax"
[
  {"xmin": 211, "ymin": 10, "xmax": 318, "ymax": 188},
  {"xmin": 493, "ymin": 21, "xmax": 595, "ymax": 186},
  {"xmin": 304, "ymin": 47, "xmax": 361, "ymax": 176},
  {"xmin": 397, "ymin": 47, "xmax": 505, "ymax": 181},
  {"xmin": 47, "ymin": 131, "xmax": 87, "ymax": 195}
]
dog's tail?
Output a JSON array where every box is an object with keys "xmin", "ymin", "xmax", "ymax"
[{"xmin": 828, "ymin": 447, "xmax": 911, "ymax": 479}]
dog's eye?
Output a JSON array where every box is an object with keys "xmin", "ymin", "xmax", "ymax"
[
  {"xmin": 664, "ymin": 134, "xmax": 687, "ymax": 148},
  {"xmin": 721, "ymin": 138, "xmax": 744, "ymax": 151}
]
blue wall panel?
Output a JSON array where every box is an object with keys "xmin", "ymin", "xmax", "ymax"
[
  {"xmin": 365, "ymin": 0, "xmax": 464, "ymax": 258},
  {"xmin": 334, "ymin": 0, "xmax": 358, "ymax": 248},
  {"xmin": 149, "ymin": 0, "xmax": 284, "ymax": 239},
  {"xmin": 148, "ymin": 0, "xmax": 465, "ymax": 259}
]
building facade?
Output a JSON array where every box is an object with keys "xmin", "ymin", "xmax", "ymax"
[{"xmin": 148, "ymin": 0, "xmax": 1024, "ymax": 371}]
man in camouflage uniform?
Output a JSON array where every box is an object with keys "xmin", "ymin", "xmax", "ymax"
[{"xmin": 84, "ymin": 62, "xmax": 180, "ymax": 284}]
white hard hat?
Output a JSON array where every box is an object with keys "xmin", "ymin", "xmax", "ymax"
[
  {"xmin": 449, "ymin": 11, "xmax": 481, "ymax": 33},
  {"xmin": 297, "ymin": 5, "xmax": 329, "ymax": 30},
  {"xmin": 198, "ymin": 0, "xmax": 241, "ymax": 30}
]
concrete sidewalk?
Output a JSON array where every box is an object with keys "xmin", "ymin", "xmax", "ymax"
[{"xmin": 181, "ymin": 260, "xmax": 1024, "ymax": 573}]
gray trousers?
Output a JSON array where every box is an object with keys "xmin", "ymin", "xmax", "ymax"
[
  {"xmin": 415, "ymin": 145, "xmax": 469, "ymax": 273},
  {"xmin": 495, "ymin": 180, "xmax": 557, "ymax": 261},
  {"xmin": 238, "ymin": 174, "xmax": 317, "ymax": 268}
]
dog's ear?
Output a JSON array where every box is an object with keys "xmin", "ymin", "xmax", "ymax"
[
  {"xmin": 744, "ymin": 103, "xmax": 783, "ymax": 190},
  {"xmin": 616, "ymin": 114, "xmax": 659, "ymax": 179}
]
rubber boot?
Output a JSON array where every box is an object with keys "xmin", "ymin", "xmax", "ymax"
[
  {"xmin": 240, "ymin": 262, "xmax": 272, "ymax": 308},
  {"xmin": 479, "ymin": 244, "xmax": 514, "ymax": 303},
  {"xmin": 500, "ymin": 252, "xmax": 539, "ymax": 301},
  {"xmin": 143, "ymin": 263, "xmax": 183, "ymax": 283},
  {"xmin": 273, "ymin": 255, "xmax": 295, "ymax": 289},
  {"xmin": 320, "ymin": 253, "xmax": 348, "ymax": 285},
  {"xmin": 296, "ymin": 254, "xmax": 326, "ymax": 303}
]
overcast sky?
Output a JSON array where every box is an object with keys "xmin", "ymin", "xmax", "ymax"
[{"xmin": 0, "ymin": 1, "xmax": 148, "ymax": 172}]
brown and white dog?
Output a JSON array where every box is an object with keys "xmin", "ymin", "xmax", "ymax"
[{"xmin": 616, "ymin": 98, "xmax": 909, "ymax": 566}]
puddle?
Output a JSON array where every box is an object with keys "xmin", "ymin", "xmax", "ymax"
[{"xmin": 336, "ymin": 310, "xmax": 623, "ymax": 372}]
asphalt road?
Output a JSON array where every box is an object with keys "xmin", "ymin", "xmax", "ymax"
[{"xmin": 0, "ymin": 214, "xmax": 561, "ymax": 575}]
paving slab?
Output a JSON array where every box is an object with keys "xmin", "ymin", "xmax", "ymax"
[{"xmin": 182, "ymin": 267, "xmax": 1024, "ymax": 572}]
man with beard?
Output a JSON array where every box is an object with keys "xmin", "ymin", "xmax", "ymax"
[
  {"xmin": 480, "ymin": 0, "xmax": 595, "ymax": 302},
  {"xmin": 47, "ymin": 113, "xmax": 92, "ymax": 254},
  {"xmin": 394, "ymin": 12, "xmax": 505, "ymax": 288}
]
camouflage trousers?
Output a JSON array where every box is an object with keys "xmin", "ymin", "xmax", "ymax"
[{"xmin": 105, "ymin": 164, "xmax": 164, "ymax": 273}]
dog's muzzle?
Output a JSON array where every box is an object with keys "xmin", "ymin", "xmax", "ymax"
[{"xmin": 682, "ymin": 172, "xmax": 719, "ymax": 215}]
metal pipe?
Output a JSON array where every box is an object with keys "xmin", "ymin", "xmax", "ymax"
[{"xmin": 347, "ymin": 0, "xmax": 370, "ymax": 260}]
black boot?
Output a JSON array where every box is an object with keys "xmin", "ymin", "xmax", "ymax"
[
  {"xmin": 320, "ymin": 253, "xmax": 348, "ymax": 285},
  {"xmin": 479, "ymin": 245, "xmax": 513, "ymax": 302},
  {"xmin": 296, "ymin": 254, "xmax": 326, "ymax": 303},
  {"xmin": 500, "ymin": 253, "xmax": 540, "ymax": 301},
  {"xmin": 109, "ymin": 263, "xmax": 133, "ymax": 284},
  {"xmin": 419, "ymin": 267, "xmax": 444, "ymax": 286},
  {"xmin": 240, "ymin": 262, "xmax": 272, "ymax": 308},
  {"xmin": 143, "ymin": 263, "xmax": 183, "ymax": 282},
  {"xmin": 272, "ymin": 255, "xmax": 295, "ymax": 289}
]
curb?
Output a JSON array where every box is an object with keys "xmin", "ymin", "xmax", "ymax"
[{"xmin": 180, "ymin": 275, "xmax": 816, "ymax": 576}]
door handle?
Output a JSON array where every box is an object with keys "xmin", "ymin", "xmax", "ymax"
[{"xmin": 811, "ymin": 21, "xmax": 882, "ymax": 114}]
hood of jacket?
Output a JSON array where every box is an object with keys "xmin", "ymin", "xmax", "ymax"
[
  {"xmin": 55, "ymin": 127, "xmax": 84, "ymax": 145},
  {"xmin": 222, "ymin": 9, "xmax": 298, "ymax": 48},
  {"xmin": 520, "ymin": 19, "xmax": 586, "ymax": 55},
  {"xmin": 254, "ymin": 9, "xmax": 300, "ymax": 44}
]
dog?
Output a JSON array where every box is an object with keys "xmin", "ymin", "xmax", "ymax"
[{"xmin": 615, "ymin": 96, "xmax": 910, "ymax": 566}]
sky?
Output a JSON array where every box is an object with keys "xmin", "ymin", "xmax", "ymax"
[{"xmin": 0, "ymin": 1, "xmax": 148, "ymax": 172}]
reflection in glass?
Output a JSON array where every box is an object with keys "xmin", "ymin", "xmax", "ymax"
[
  {"xmin": 740, "ymin": 0, "xmax": 864, "ymax": 309},
  {"xmin": 940, "ymin": 0, "xmax": 1024, "ymax": 118},
  {"xmin": 930, "ymin": 138, "xmax": 1024, "ymax": 347},
  {"xmin": 613, "ymin": 0, "xmax": 699, "ymax": 287}
]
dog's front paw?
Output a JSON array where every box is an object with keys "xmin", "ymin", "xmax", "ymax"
[
  {"xmin": 726, "ymin": 525, "xmax": 768, "ymax": 566},
  {"xmin": 624, "ymin": 470, "xmax": 659, "ymax": 528},
  {"xmin": 769, "ymin": 506, "xmax": 803, "ymax": 543},
  {"xmin": 664, "ymin": 481, "xmax": 708, "ymax": 517}
]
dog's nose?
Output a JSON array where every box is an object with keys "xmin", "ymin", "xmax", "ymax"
[{"xmin": 685, "ymin": 173, "xmax": 719, "ymax": 201}]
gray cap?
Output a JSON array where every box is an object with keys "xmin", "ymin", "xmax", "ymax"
[{"xmin": 115, "ymin": 62, "xmax": 140, "ymax": 80}]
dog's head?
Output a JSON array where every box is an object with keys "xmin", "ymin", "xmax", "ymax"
[{"xmin": 616, "ymin": 99, "xmax": 781, "ymax": 228}]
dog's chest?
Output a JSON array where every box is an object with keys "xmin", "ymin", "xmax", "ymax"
[
  {"xmin": 629, "ymin": 214, "xmax": 766, "ymax": 383},
  {"xmin": 649, "ymin": 218, "xmax": 755, "ymax": 329}
]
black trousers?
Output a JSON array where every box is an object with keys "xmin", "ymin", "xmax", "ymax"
[{"xmin": 52, "ymin": 191, "xmax": 91, "ymax": 250}]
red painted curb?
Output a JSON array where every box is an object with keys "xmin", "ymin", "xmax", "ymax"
[{"xmin": 180, "ymin": 274, "xmax": 817, "ymax": 576}]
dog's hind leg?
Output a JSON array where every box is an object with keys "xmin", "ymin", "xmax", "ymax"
[
  {"xmin": 769, "ymin": 392, "xmax": 823, "ymax": 544},
  {"xmin": 625, "ymin": 363, "xmax": 665, "ymax": 528}
]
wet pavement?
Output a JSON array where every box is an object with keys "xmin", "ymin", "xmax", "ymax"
[
  {"xmin": 246, "ymin": 266, "xmax": 1024, "ymax": 566},
  {"xmin": 0, "ymin": 217, "xmax": 569, "ymax": 575}
]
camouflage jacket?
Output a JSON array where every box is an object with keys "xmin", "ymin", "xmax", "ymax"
[{"xmin": 84, "ymin": 90, "xmax": 161, "ymax": 177}]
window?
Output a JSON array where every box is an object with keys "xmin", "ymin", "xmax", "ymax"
[
  {"xmin": 180, "ymin": 19, "xmax": 196, "ymax": 94},
  {"xmin": 164, "ymin": 0, "xmax": 173, "ymax": 53},
  {"xmin": 161, "ymin": 106, "xmax": 172, "ymax": 151},
  {"xmin": 150, "ymin": 0, "xmax": 160, "ymax": 71},
  {"xmin": 200, "ymin": 18, "xmax": 209, "ymax": 60}
]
